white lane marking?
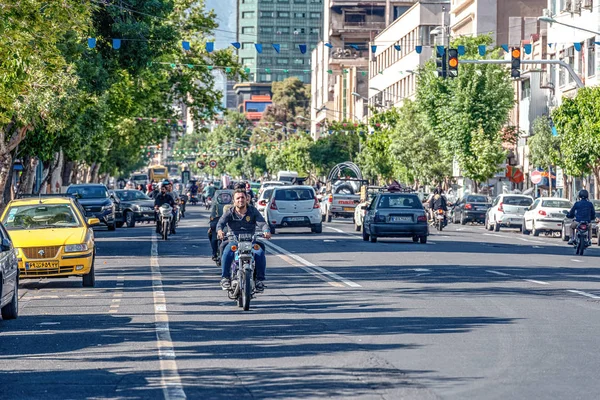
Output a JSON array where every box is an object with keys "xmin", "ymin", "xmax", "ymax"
[
  {"xmin": 264, "ymin": 241, "xmax": 361, "ymax": 288},
  {"xmin": 571, "ymin": 259, "xmax": 583, "ymax": 263},
  {"xmin": 38, "ymin": 322, "xmax": 61, "ymax": 326},
  {"xmin": 524, "ymin": 279, "xmax": 550, "ymax": 285},
  {"xmin": 197, "ymin": 268, "xmax": 204, "ymax": 273},
  {"xmin": 518, "ymin": 238, "xmax": 545, "ymax": 244},
  {"xmin": 151, "ymin": 234, "xmax": 186, "ymax": 400},
  {"xmin": 486, "ymin": 270, "xmax": 511, "ymax": 276},
  {"xmin": 326, "ymin": 226, "xmax": 344, "ymax": 233},
  {"xmin": 567, "ymin": 290, "xmax": 600, "ymax": 299},
  {"xmin": 413, "ymin": 268, "xmax": 431, "ymax": 272},
  {"xmin": 325, "ymin": 226, "xmax": 361, "ymax": 238},
  {"xmin": 323, "ymin": 239, "xmax": 336, "ymax": 243}
]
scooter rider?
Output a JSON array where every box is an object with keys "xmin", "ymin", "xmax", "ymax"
[
  {"xmin": 428, "ymin": 188, "xmax": 448, "ymax": 225},
  {"xmin": 217, "ymin": 189, "xmax": 271, "ymax": 292},
  {"xmin": 567, "ymin": 189, "xmax": 596, "ymax": 245},
  {"xmin": 154, "ymin": 184, "xmax": 175, "ymax": 233}
]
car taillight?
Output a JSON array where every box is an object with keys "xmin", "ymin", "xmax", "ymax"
[
  {"xmin": 498, "ymin": 202, "xmax": 504, "ymax": 212},
  {"xmin": 328, "ymin": 195, "xmax": 333, "ymax": 203},
  {"xmin": 313, "ymin": 197, "xmax": 320, "ymax": 209},
  {"xmin": 417, "ymin": 215, "xmax": 427, "ymax": 222},
  {"xmin": 538, "ymin": 210, "xmax": 547, "ymax": 216},
  {"xmin": 465, "ymin": 203, "xmax": 472, "ymax": 210},
  {"xmin": 580, "ymin": 224, "xmax": 588, "ymax": 230},
  {"xmin": 270, "ymin": 199, "xmax": 278, "ymax": 210},
  {"xmin": 374, "ymin": 214, "xmax": 386, "ymax": 223},
  {"xmin": 259, "ymin": 200, "xmax": 267, "ymax": 206}
]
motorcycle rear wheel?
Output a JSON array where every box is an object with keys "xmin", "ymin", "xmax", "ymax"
[
  {"xmin": 162, "ymin": 221, "xmax": 169, "ymax": 240},
  {"xmin": 576, "ymin": 238, "xmax": 585, "ymax": 255}
]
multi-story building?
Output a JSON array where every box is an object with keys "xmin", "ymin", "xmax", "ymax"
[
  {"xmin": 237, "ymin": 0, "xmax": 323, "ymax": 84},
  {"xmin": 369, "ymin": 1, "xmax": 448, "ymax": 109},
  {"xmin": 450, "ymin": 0, "xmax": 546, "ymax": 45},
  {"xmin": 310, "ymin": 0, "xmax": 416, "ymax": 139}
]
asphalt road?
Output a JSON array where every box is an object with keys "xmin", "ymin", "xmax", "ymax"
[{"xmin": 2, "ymin": 207, "xmax": 600, "ymax": 399}]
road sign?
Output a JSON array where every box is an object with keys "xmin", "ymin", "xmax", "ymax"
[
  {"xmin": 196, "ymin": 161, "xmax": 205, "ymax": 168},
  {"xmin": 209, "ymin": 160, "xmax": 217, "ymax": 169},
  {"xmin": 531, "ymin": 170, "xmax": 542, "ymax": 185}
]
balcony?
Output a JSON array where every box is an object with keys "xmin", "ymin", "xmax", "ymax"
[{"xmin": 328, "ymin": 48, "xmax": 370, "ymax": 67}]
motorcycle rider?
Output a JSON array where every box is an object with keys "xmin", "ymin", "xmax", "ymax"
[
  {"xmin": 202, "ymin": 181, "xmax": 216, "ymax": 205},
  {"xmin": 217, "ymin": 189, "xmax": 271, "ymax": 292},
  {"xmin": 428, "ymin": 188, "xmax": 448, "ymax": 225},
  {"xmin": 208, "ymin": 191, "xmax": 233, "ymax": 261},
  {"xmin": 154, "ymin": 184, "xmax": 176, "ymax": 234},
  {"xmin": 567, "ymin": 189, "xmax": 596, "ymax": 245}
]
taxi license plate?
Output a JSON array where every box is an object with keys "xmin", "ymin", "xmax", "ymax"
[
  {"xmin": 391, "ymin": 216, "xmax": 412, "ymax": 222},
  {"xmin": 26, "ymin": 261, "xmax": 59, "ymax": 270},
  {"xmin": 343, "ymin": 207, "xmax": 354, "ymax": 212}
]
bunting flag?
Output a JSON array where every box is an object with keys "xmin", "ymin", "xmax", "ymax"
[
  {"xmin": 231, "ymin": 42, "xmax": 241, "ymax": 49},
  {"xmin": 283, "ymin": 69, "xmax": 289, "ymax": 73},
  {"xmin": 361, "ymin": 71, "xmax": 367, "ymax": 76},
  {"xmin": 457, "ymin": 45, "xmax": 465, "ymax": 56},
  {"xmin": 478, "ymin": 45, "xmax": 486, "ymax": 56},
  {"xmin": 325, "ymin": 43, "xmax": 333, "ymax": 48},
  {"xmin": 112, "ymin": 39, "xmax": 121, "ymax": 49},
  {"xmin": 574, "ymin": 42, "xmax": 581, "ymax": 52},
  {"xmin": 182, "ymin": 41, "xmax": 190, "ymax": 51},
  {"xmin": 225, "ymin": 67, "xmax": 231, "ymax": 73},
  {"xmin": 416, "ymin": 46, "xmax": 422, "ymax": 54},
  {"xmin": 327, "ymin": 69, "xmax": 332, "ymax": 74},
  {"xmin": 371, "ymin": 45, "xmax": 377, "ymax": 53},
  {"xmin": 205, "ymin": 42, "xmax": 214, "ymax": 53},
  {"xmin": 255, "ymin": 44, "xmax": 263, "ymax": 53},
  {"xmin": 265, "ymin": 68, "xmax": 271, "ymax": 73},
  {"xmin": 436, "ymin": 46, "xmax": 445, "ymax": 56},
  {"xmin": 244, "ymin": 67, "xmax": 251, "ymax": 73},
  {"xmin": 501, "ymin": 44, "xmax": 509, "ymax": 52},
  {"xmin": 350, "ymin": 44, "xmax": 359, "ymax": 50},
  {"xmin": 548, "ymin": 43, "xmax": 553, "ymax": 48},
  {"xmin": 273, "ymin": 44, "xmax": 280, "ymax": 53},
  {"xmin": 87, "ymin": 38, "xmax": 96, "ymax": 48},
  {"xmin": 596, "ymin": 42, "xmax": 600, "ymax": 46},
  {"xmin": 524, "ymin": 44, "xmax": 532, "ymax": 54},
  {"xmin": 394, "ymin": 45, "xmax": 401, "ymax": 51},
  {"xmin": 299, "ymin": 44, "xmax": 307, "ymax": 54}
]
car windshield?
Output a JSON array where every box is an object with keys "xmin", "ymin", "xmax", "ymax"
[
  {"xmin": 116, "ymin": 190, "xmax": 150, "ymax": 201},
  {"xmin": 378, "ymin": 195, "xmax": 422, "ymax": 209},
  {"xmin": 262, "ymin": 188, "xmax": 274, "ymax": 200},
  {"xmin": 503, "ymin": 197, "xmax": 533, "ymax": 206},
  {"xmin": 3, "ymin": 204, "xmax": 81, "ymax": 230},
  {"xmin": 274, "ymin": 188, "xmax": 314, "ymax": 201},
  {"xmin": 466, "ymin": 196, "xmax": 488, "ymax": 203},
  {"xmin": 67, "ymin": 186, "xmax": 108, "ymax": 199},
  {"xmin": 216, "ymin": 192, "xmax": 233, "ymax": 204},
  {"xmin": 542, "ymin": 200, "xmax": 572, "ymax": 208}
]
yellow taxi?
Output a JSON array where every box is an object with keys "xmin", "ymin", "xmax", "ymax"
[{"xmin": 0, "ymin": 196, "xmax": 99, "ymax": 287}]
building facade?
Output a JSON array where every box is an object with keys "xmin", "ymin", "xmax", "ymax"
[{"xmin": 237, "ymin": 0, "xmax": 323, "ymax": 84}]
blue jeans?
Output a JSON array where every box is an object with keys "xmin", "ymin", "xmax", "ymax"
[{"xmin": 221, "ymin": 242, "xmax": 266, "ymax": 280}]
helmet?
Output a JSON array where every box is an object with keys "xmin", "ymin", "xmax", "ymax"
[
  {"xmin": 579, "ymin": 189, "xmax": 589, "ymax": 199},
  {"xmin": 161, "ymin": 179, "xmax": 171, "ymax": 186},
  {"xmin": 433, "ymin": 188, "xmax": 440, "ymax": 195}
]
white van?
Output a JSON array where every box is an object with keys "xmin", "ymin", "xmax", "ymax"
[{"xmin": 277, "ymin": 171, "xmax": 298, "ymax": 183}]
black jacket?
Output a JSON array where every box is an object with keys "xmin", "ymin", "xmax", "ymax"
[
  {"xmin": 429, "ymin": 194, "xmax": 448, "ymax": 211},
  {"xmin": 154, "ymin": 193, "xmax": 175, "ymax": 208},
  {"xmin": 567, "ymin": 199, "xmax": 596, "ymax": 222},
  {"xmin": 216, "ymin": 206, "xmax": 267, "ymax": 236}
]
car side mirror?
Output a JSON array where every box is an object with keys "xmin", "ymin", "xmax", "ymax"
[
  {"xmin": 361, "ymin": 206, "xmax": 367, "ymax": 210},
  {"xmin": 87, "ymin": 218, "xmax": 101, "ymax": 226},
  {"xmin": 1, "ymin": 237, "xmax": 11, "ymax": 252}
]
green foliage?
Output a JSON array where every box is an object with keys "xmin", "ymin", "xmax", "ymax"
[
  {"xmin": 528, "ymin": 116, "xmax": 561, "ymax": 169},
  {"xmin": 266, "ymin": 134, "xmax": 314, "ymax": 176}
]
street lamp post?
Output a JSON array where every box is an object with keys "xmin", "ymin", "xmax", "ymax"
[{"xmin": 538, "ymin": 16, "xmax": 600, "ymax": 36}]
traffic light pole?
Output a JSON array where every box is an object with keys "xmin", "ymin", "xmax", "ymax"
[{"xmin": 458, "ymin": 59, "xmax": 584, "ymax": 88}]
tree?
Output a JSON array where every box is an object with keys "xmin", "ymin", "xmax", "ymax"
[{"xmin": 528, "ymin": 116, "xmax": 562, "ymax": 193}]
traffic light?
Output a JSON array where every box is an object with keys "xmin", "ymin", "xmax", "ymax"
[
  {"xmin": 436, "ymin": 46, "xmax": 447, "ymax": 79},
  {"xmin": 511, "ymin": 47, "xmax": 521, "ymax": 79},
  {"xmin": 447, "ymin": 48, "xmax": 459, "ymax": 78}
]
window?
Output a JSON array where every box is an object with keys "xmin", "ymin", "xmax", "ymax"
[
  {"xmin": 278, "ymin": 11, "xmax": 290, "ymax": 17},
  {"xmin": 566, "ymin": 46, "xmax": 575, "ymax": 82},
  {"xmin": 276, "ymin": 58, "xmax": 289, "ymax": 65},
  {"xmin": 294, "ymin": 12, "xmax": 306, "ymax": 18},
  {"xmin": 280, "ymin": 43, "xmax": 289, "ymax": 49},
  {"xmin": 295, "ymin": 0, "xmax": 306, "ymax": 3},
  {"xmin": 377, "ymin": 195, "xmax": 422, "ymax": 209},
  {"xmin": 260, "ymin": 11, "xmax": 274, "ymax": 17},
  {"xmin": 310, "ymin": 27, "xmax": 319, "ymax": 35},
  {"xmin": 241, "ymin": 27, "xmax": 255, "ymax": 34},
  {"xmin": 521, "ymin": 79, "xmax": 531, "ymax": 99},
  {"xmin": 242, "ymin": 0, "xmax": 254, "ymax": 3},
  {"xmin": 241, "ymin": 42, "xmax": 253, "ymax": 49},
  {"xmin": 294, "ymin": 28, "xmax": 305, "ymax": 34},
  {"xmin": 293, "ymin": 58, "xmax": 304, "ymax": 64},
  {"xmin": 587, "ymin": 38, "xmax": 596, "ymax": 77},
  {"xmin": 259, "ymin": 74, "xmax": 272, "ymax": 81},
  {"xmin": 345, "ymin": 13, "xmax": 365, "ymax": 24},
  {"xmin": 310, "ymin": 0, "xmax": 322, "ymax": 3},
  {"xmin": 259, "ymin": 58, "xmax": 272, "ymax": 65},
  {"xmin": 242, "ymin": 11, "xmax": 255, "ymax": 18},
  {"xmin": 260, "ymin": 26, "xmax": 273, "ymax": 33},
  {"xmin": 276, "ymin": 27, "xmax": 290, "ymax": 34},
  {"xmin": 241, "ymin": 58, "xmax": 255, "ymax": 66},
  {"xmin": 310, "ymin": 12, "xmax": 321, "ymax": 18},
  {"xmin": 503, "ymin": 196, "xmax": 533, "ymax": 206}
]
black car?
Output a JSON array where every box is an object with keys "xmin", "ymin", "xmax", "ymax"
[
  {"xmin": 452, "ymin": 195, "xmax": 491, "ymax": 224},
  {"xmin": 66, "ymin": 184, "xmax": 116, "ymax": 231},
  {"xmin": 111, "ymin": 190, "xmax": 155, "ymax": 228},
  {"xmin": 0, "ymin": 223, "xmax": 18, "ymax": 320}
]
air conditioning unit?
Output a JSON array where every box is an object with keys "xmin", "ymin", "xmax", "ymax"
[
  {"xmin": 582, "ymin": 0, "xmax": 593, "ymax": 9},
  {"xmin": 562, "ymin": 0, "xmax": 572, "ymax": 12}
]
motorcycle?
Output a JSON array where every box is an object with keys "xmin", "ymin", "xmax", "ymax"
[
  {"xmin": 205, "ymin": 196, "xmax": 212, "ymax": 211},
  {"xmin": 158, "ymin": 204, "xmax": 173, "ymax": 240},
  {"xmin": 225, "ymin": 232, "xmax": 264, "ymax": 311},
  {"xmin": 572, "ymin": 221, "xmax": 591, "ymax": 255},
  {"xmin": 434, "ymin": 209, "xmax": 446, "ymax": 232},
  {"xmin": 178, "ymin": 194, "xmax": 188, "ymax": 218},
  {"xmin": 188, "ymin": 193, "xmax": 199, "ymax": 205}
]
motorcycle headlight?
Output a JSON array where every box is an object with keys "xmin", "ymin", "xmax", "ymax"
[{"xmin": 65, "ymin": 243, "xmax": 88, "ymax": 253}]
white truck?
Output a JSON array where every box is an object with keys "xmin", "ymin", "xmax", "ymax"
[
  {"xmin": 320, "ymin": 162, "xmax": 364, "ymax": 223},
  {"xmin": 277, "ymin": 170, "xmax": 298, "ymax": 183}
]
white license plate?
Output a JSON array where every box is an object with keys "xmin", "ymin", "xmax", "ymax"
[
  {"xmin": 288, "ymin": 217, "xmax": 305, "ymax": 222},
  {"xmin": 391, "ymin": 216, "xmax": 412, "ymax": 222}
]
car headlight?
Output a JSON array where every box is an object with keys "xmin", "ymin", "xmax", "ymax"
[
  {"xmin": 65, "ymin": 243, "xmax": 88, "ymax": 253},
  {"xmin": 142, "ymin": 206, "xmax": 153, "ymax": 211},
  {"xmin": 102, "ymin": 204, "xmax": 113, "ymax": 211},
  {"xmin": 132, "ymin": 204, "xmax": 140, "ymax": 211}
]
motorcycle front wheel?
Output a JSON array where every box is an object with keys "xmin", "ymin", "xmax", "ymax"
[
  {"xmin": 242, "ymin": 270, "xmax": 251, "ymax": 311},
  {"xmin": 162, "ymin": 221, "xmax": 169, "ymax": 240}
]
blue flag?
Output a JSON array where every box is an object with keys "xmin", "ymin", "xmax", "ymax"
[
  {"xmin": 524, "ymin": 44, "xmax": 532, "ymax": 54},
  {"xmin": 325, "ymin": 43, "xmax": 333, "ymax": 48},
  {"xmin": 457, "ymin": 45, "xmax": 465, "ymax": 56},
  {"xmin": 416, "ymin": 46, "xmax": 422, "ymax": 54},
  {"xmin": 478, "ymin": 45, "xmax": 486, "ymax": 56},
  {"xmin": 87, "ymin": 38, "xmax": 96, "ymax": 48},
  {"xmin": 501, "ymin": 44, "xmax": 509, "ymax": 52},
  {"xmin": 205, "ymin": 42, "xmax": 214, "ymax": 53},
  {"xmin": 394, "ymin": 45, "xmax": 401, "ymax": 51},
  {"xmin": 371, "ymin": 45, "xmax": 377, "ymax": 53},
  {"xmin": 231, "ymin": 42, "xmax": 241, "ymax": 49},
  {"xmin": 299, "ymin": 44, "xmax": 307, "ymax": 54},
  {"xmin": 112, "ymin": 39, "xmax": 121, "ymax": 50},
  {"xmin": 273, "ymin": 44, "xmax": 280, "ymax": 53},
  {"xmin": 182, "ymin": 41, "xmax": 190, "ymax": 51},
  {"xmin": 255, "ymin": 44, "xmax": 263, "ymax": 53}
]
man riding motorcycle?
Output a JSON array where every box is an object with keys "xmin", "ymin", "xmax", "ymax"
[
  {"xmin": 153, "ymin": 184, "xmax": 176, "ymax": 234},
  {"xmin": 428, "ymin": 188, "xmax": 448, "ymax": 225},
  {"xmin": 208, "ymin": 191, "xmax": 233, "ymax": 261},
  {"xmin": 217, "ymin": 189, "xmax": 271, "ymax": 292},
  {"xmin": 567, "ymin": 189, "xmax": 596, "ymax": 245}
]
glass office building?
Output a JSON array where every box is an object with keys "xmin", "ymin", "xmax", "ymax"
[{"xmin": 237, "ymin": 0, "xmax": 323, "ymax": 83}]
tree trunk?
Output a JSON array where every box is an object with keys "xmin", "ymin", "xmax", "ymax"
[
  {"xmin": 20, "ymin": 156, "xmax": 38, "ymax": 195},
  {"xmin": 51, "ymin": 150, "xmax": 64, "ymax": 193},
  {"xmin": 90, "ymin": 162, "xmax": 101, "ymax": 183},
  {"xmin": 548, "ymin": 165, "xmax": 553, "ymax": 196},
  {"xmin": 0, "ymin": 151, "xmax": 14, "ymax": 207},
  {"xmin": 473, "ymin": 179, "xmax": 479, "ymax": 193},
  {"xmin": 62, "ymin": 160, "xmax": 74, "ymax": 186},
  {"xmin": 566, "ymin": 175, "xmax": 572, "ymax": 201},
  {"xmin": 70, "ymin": 161, "xmax": 80, "ymax": 184}
]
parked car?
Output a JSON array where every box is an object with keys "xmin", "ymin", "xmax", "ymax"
[
  {"xmin": 111, "ymin": 190, "xmax": 155, "ymax": 228},
  {"xmin": 256, "ymin": 187, "xmax": 275, "ymax": 214},
  {"xmin": 354, "ymin": 186, "xmax": 383, "ymax": 232},
  {"xmin": 485, "ymin": 194, "xmax": 533, "ymax": 231},
  {"xmin": 1, "ymin": 196, "xmax": 98, "ymax": 287},
  {"xmin": 560, "ymin": 199, "xmax": 600, "ymax": 242},
  {"xmin": 264, "ymin": 186, "xmax": 322, "ymax": 234},
  {"xmin": 66, "ymin": 184, "xmax": 116, "ymax": 231},
  {"xmin": 362, "ymin": 192, "xmax": 429, "ymax": 243},
  {"xmin": 452, "ymin": 195, "xmax": 491, "ymax": 224},
  {"xmin": 522, "ymin": 197, "xmax": 572, "ymax": 236},
  {"xmin": 0, "ymin": 223, "xmax": 19, "ymax": 320}
]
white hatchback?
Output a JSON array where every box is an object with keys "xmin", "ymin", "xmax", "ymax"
[
  {"xmin": 486, "ymin": 194, "xmax": 533, "ymax": 231},
  {"xmin": 522, "ymin": 197, "xmax": 572, "ymax": 236},
  {"xmin": 264, "ymin": 186, "xmax": 322, "ymax": 234}
]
